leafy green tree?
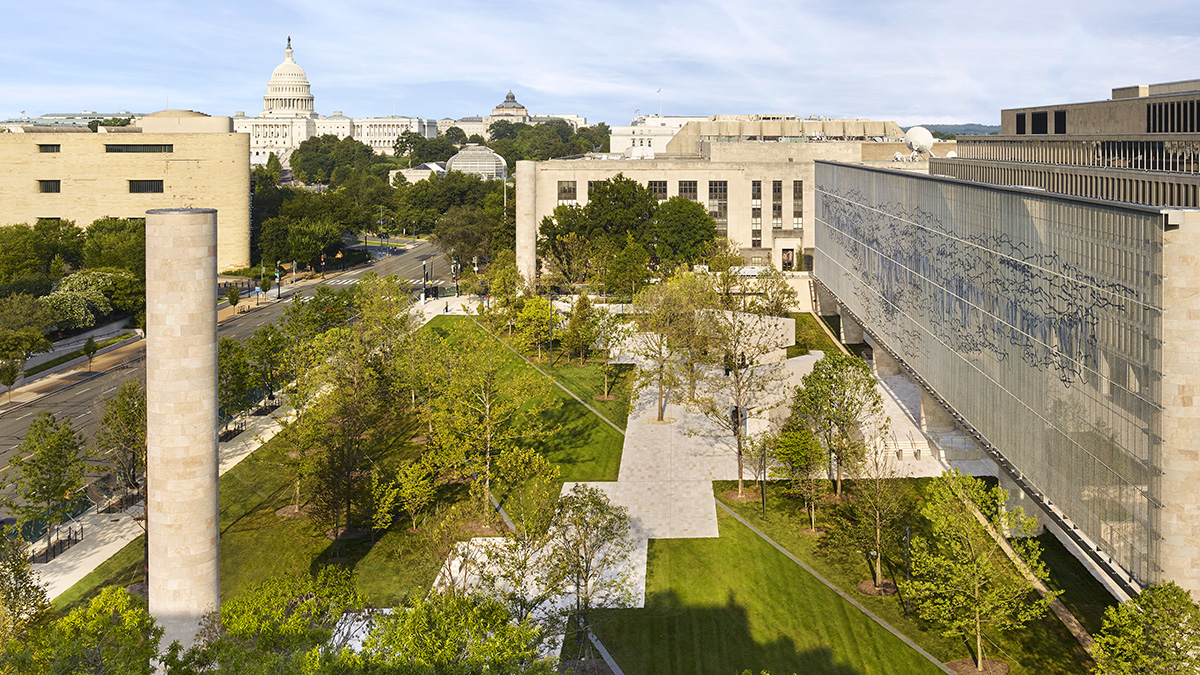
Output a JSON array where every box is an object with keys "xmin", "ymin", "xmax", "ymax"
[
  {"xmin": 748, "ymin": 265, "xmax": 799, "ymax": 317},
  {"xmin": 287, "ymin": 216, "xmax": 342, "ymax": 269},
  {"xmin": 487, "ymin": 120, "xmax": 531, "ymax": 141},
  {"xmin": 442, "ymin": 126, "xmax": 468, "ymax": 145},
  {"xmin": 226, "ymin": 285, "xmax": 241, "ymax": 313},
  {"xmin": 246, "ymin": 323, "xmax": 286, "ymax": 404},
  {"xmin": 582, "ymin": 174, "xmax": 657, "ymax": 245},
  {"xmin": 0, "ymin": 357, "xmax": 22, "ymax": 402},
  {"xmin": 630, "ymin": 282, "xmax": 687, "ymax": 422},
  {"xmin": 290, "ymin": 134, "xmax": 374, "ymax": 184},
  {"xmin": 796, "ymin": 352, "xmax": 885, "ymax": 497},
  {"xmin": 516, "ymin": 295, "xmax": 558, "ymax": 360},
  {"xmin": 551, "ymin": 484, "xmax": 636, "ymax": 660},
  {"xmin": 0, "ymin": 293, "xmax": 55, "ymax": 335},
  {"xmin": 82, "ymin": 336, "xmax": 97, "ymax": 371},
  {"xmin": 259, "ymin": 216, "xmax": 291, "ymax": 267},
  {"xmin": 93, "ymin": 379, "xmax": 147, "ymax": 496},
  {"xmin": 265, "ymin": 153, "xmax": 283, "ymax": 183},
  {"xmin": 395, "ymin": 457, "xmax": 437, "ymax": 531},
  {"xmin": 606, "ymin": 236, "xmax": 651, "ymax": 300},
  {"xmin": 900, "ymin": 469, "xmax": 1055, "ymax": 672},
  {"xmin": 4, "ymin": 586, "xmax": 160, "ymax": 674},
  {"xmin": 649, "ymin": 196, "xmax": 718, "ymax": 268},
  {"xmin": 0, "ymin": 525, "xmax": 47, "ymax": 645},
  {"xmin": 40, "ymin": 268, "xmax": 135, "ymax": 330},
  {"xmin": 82, "ymin": 217, "xmax": 145, "ymax": 278},
  {"xmin": 32, "ymin": 218, "xmax": 84, "ymax": 272},
  {"xmin": 560, "ymin": 295, "xmax": 598, "ymax": 364},
  {"xmin": 360, "ymin": 592, "xmax": 552, "ymax": 674},
  {"xmin": 0, "ymin": 224, "xmax": 42, "ymax": 284},
  {"xmin": 1092, "ymin": 581, "xmax": 1200, "ymax": 675},
  {"xmin": 279, "ymin": 286, "xmax": 356, "ymax": 345},
  {"xmin": 592, "ymin": 306, "xmax": 633, "ymax": 400},
  {"xmin": 217, "ymin": 337, "xmax": 252, "ymax": 433},
  {"xmin": 433, "ymin": 204, "xmax": 494, "ymax": 266},
  {"xmin": 5, "ymin": 412, "xmax": 87, "ymax": 541},
  {"xmin": 661, "ymin": 272, "xmax": 716, "ymax": 401},
  {"xmin": 431, "ymin": 322, "xmax": 557, "ymax": 503},
  {"xmin": 771, "ymin": 419, "xmax": 827, "ymax": 531}
]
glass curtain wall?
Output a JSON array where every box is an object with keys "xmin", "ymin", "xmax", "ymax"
[{"xmin": 814, "ymin": 162, "xmax": 1164, "ymax": 585}]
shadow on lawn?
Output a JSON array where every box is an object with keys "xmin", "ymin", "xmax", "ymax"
[{"xmin": 598, "ymin": 590, "xmax": 865, "ymax": 675}]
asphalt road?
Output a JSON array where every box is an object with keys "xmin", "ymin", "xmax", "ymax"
[{"xmin": 0, "ymin": 237, "xmax": 453, "ymax": 513}]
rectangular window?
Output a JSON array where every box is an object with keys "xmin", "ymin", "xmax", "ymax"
[
  {"xmin": 792, "ymin": 180, "xmax": 803, "ymax": 227},
  {"xmin": 678, "ymin": 180, "xmax": 697, "ymax": 201},
  {"xmin": 708, "ymin": 181, "xmax": 728, "ymax": 225},
  {"xmin": 38, "ymin": 144, "xmax": 60, "ymax": 153},
  {"xmin": 106, "ymin": 144, "xmax": 174, "ymax": 153},
  {"xmin": 557, "ymin": 180, "xmax": 577, "ymax": 201},
  {"xmin": 38, "ymin": 180, "xmax": 60, "ymax": 193},
  {"xmin": 1016, "ymin": 113, "xmax": 1027, "ymax": 135},
  {"xmin": 772, "ymin": 180, "xmax": 783, "ymax": 228},
  {"xmin": 129, "ymin": 180, "xmax": 164, "ymax": 193},
  {"xmin": 648, "ymin": 180, "xmax": 668, "ymax": 201},
  {"xmin": 751, "ymin": 255, "xmax": 763, "ymax": 264},
  {"xmin": 1054, "ymin": 110, "xmax": 1067, "ymax": 134},
  {"xmin": 751, "ymin": 180, "xmax": 762, "ymax": 202},
  {"xmin": 1031, "ymin": 111, "xmax": 1048, "ymax": 135}
]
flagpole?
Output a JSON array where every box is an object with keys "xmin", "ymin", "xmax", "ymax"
[{"xmin": 657, "ymin": 88, "xmax": 662, "ymax": 116}]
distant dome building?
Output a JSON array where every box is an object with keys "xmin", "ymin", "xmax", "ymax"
[
  {"xmin": 446, "ymin": 144, "xmax": 508, "ymax": 180},
  {"xmin": 491, "ymin": 91, "xmax": 528, "ymax": 117},
  {"xmin": 437, "ymin": 91, "xmax": 587, "ymax": 141},
  {"xmin": 234, "ymin": 38, "xmax": 435, "ymax": 170}
]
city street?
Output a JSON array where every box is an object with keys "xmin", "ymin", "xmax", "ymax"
[{"xmin": 0, "ymin": 237, "xmax": 453, "ymax": 512}]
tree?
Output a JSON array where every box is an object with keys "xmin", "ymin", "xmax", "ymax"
[
  {"xmin": 820, "ymin": 436, "xmax": 908, "ymax": 589},
  {"xmin": 287, "ymin": 216, "xmax": 342, "ymax": 269},
  {"xmin": 630, "ymin": 282, "xmax": 686, "ymax": 422},
  {"xmin": 395, "ymin": 457, "xmax": 437, "ymax": 530},
  {"xmin": 0, "ymin": 357, "xmax": 22, "ymax": 402},
  {"xmin": 246, "ymin": 323, "xmax": 286, "ymax": 406},
  {"xmin": 226, "ymin": 285, "xmax": 241, "ymax": 312},
  {"xmin": 265, "ymin": 153, "xmax": 283, "ymax": 183},
  {"xmin": 0, "ymin": 525, "xmax": 48, "ymax": 645},
  {"xmin": 605, "ymin": 236, "xmax": 651, "ymax": 300},
  {"xmin": 551, "ymin": 484, "xmax": 636, "ymax": 659},
  {"xmin": 592, "ymin": 306, "xmax": 633, "ymax": 400},
  {"xmin": 431, "ymin": 322, "xmax": 557, "ymax": 503},
  {"xmin": 443, "ymin": 126, "xmax": 468, "ymax": 145},
  {"xmin": 749, "ymin": 265, "xmax": 799, "ymax": 317},
  {"xmin": 432, "ymin": 204, "xmax": 494, "ymax": 266},
  {"xmin": 560, "ymin": 295, "xmax": 598, "ymax": 364},
  {"xmin": 662, "ymin": 272, "xmax": 716, "ymax": 401},
  {"xmin": 217, "ymin": 337, "xmax": 252, "ymax": 435},
  {"xmin": 32, "ymin": 218, "xmax": 84, "ymax": 273},
  {"xmin": 772, "ymin": 419, "xmax": 827, "ymax": 531},
  {"xmin": 796, "ymin": 352, "xmax": 885, "ymax": 497},
  {"xmin": 259, "ymin": 275, "xmax": 271, "ymax": 296},
  {"xmin": 649, "ymin": 196, "xmax": 718, "ymax": 268},
  {"xmin": 5, "ymin": 413, "xmax": 86, "ymax": 541},
  {"xmin": 900, "ymin": 469, "xmax": 1055, "ymax": 671},
  {"xmin": 82, "ymin": 217, "xmax": 145, "ymax": 278},
  {"xmin": 515, "ymin": 296, "xmax": 558, "ymax": 360},
  {"xmin": 0, "ymin": 224, "xmax": 43, "ymax": 284},
  {"xmin": 82, "ymin": 336, "xmax": 97, "ymax": 371},
  {"xmin": 1092, "ymin": 581, "xmax": 1200, "ymax": 675},
  {"xmin": 93, "ymin": 379, "xmax": 146, "ymax": 496},
  {"xmin": 3, "ymin": 586, "xmax": 161, "ymax": 674},
  {"xmin": 690, "ymin": 290, "xmax": 790, "ymax": 497}
]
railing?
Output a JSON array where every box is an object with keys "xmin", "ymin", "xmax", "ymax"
[{"xmin": 28, "ymin": 522, "xmax": 83, "ymax": 564}]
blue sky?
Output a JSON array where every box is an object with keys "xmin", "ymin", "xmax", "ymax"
[{"xmin": 2, "ymin": 0, "xmax": 1198, "ymax": 127}]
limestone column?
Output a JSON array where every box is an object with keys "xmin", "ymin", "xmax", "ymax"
[
  {"xmin": 146, "ymin": 208, "xmax": 219, "ymax": 650},
  {"xmin": 872, "ymin": 343, "xmax": 902, "ymax": 377},
  {"xmin": 515, "ymin": 160, "xmax": 538, "ymax": 287},
  {"xmin": 920, "ymin": 388, "xmax": 956, "ymax": 434}
]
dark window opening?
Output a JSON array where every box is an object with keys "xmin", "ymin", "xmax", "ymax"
[
  {"xmin": 38, "ymin": 144, "xmax": 60, "ymax": 153},
  {"xmin": 1031, "ymin": 111, "xmax": 1048, "ymax": 135},
  {"xmin": 129, "ymin": 180, "xmax": 164, "ymax": 193},
  {"xmin": 648, "ymin": 180, "xmax": 668, "ymax": 201},
  {"xmin": 679, "ymin": 180, "xmax": 698, "ymax": 201},
  {"xmin": 106, "ymin": 144, "xmax": 173, "ymax": 153},
  {"xmin": 1054, "ymin": 110, "xmax": 1067, "ymax": 134},
  {"xmin": 38, "ymin": 180, "xmax": 60, "ymax": 193},
  {"xmin": 557, "ymin": 180, "xmax": 576, "ymax": 201},
  {"xmin": 1016, "ymin": 113, "xmax": 1026, "ymax": 135}
]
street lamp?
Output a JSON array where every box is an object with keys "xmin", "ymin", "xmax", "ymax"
[{"xmin": 421, "ymin": 258, "xmax": 427, "ymax": 303}]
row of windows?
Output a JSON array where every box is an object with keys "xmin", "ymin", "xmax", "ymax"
[
  {"xmin": 1015, "ymin": 110, "xmax": 1066, "ymax": 135},
  {"xmin": 954, "ymin": 137, "xmax": 1200, "ymax": 175},
  {"xmin": 1146, "ymin": 99, "xmax": 1200, "ymax": 133},
  {"xmin": 37, "ymin": 179, "xmax": 163, "ymax": 194},
  {"xmin": 934, "ymin": 160, "xmax": 1200, "ymax": 208},
  {"xmin": 32, "ymin": 144, "xmax": 174, "ymax": 153}
]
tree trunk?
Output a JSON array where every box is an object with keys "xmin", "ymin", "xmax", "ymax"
[
  {"xmin": 809, "ymin": 501, "xmax": 816, "ymax": 531},
  {"xmin": 835, "ymin": 459, "xmax": 843, "ymax": 497},
  {"xmin": 656, "ymin": 375, "xmax": 664, "ymax": 422},
  {"xmin": 975, "ymin": 611, "xmax": 983, "ymax": 671},
  {"xmin": 736, "ymin": 433, "xmax": 744, "ymax": 496}
]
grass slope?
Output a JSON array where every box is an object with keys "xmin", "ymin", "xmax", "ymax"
[
  {"xmin": 717, "ymin": 481, "xmax": 1100, "ymax": 675},
  {"xmin": 596, "ymin": 509, "xmax": 944, "ymax": 675}
]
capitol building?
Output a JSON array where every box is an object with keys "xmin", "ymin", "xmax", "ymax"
[{"xmin": 233, "ymin": 38, "xmax": 437, "ymax": 167}]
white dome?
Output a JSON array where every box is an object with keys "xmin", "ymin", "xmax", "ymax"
[
  {"xmin": 261, "ymin": 37, "xmax": 316, "ymax": 118},
  {"xmin": 904, "ymin": 126, "xmax": 935, "ymax": 154}
]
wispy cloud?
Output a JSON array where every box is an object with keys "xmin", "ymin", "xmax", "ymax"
[{"xmin": 1, "ymin": 0, "xmax": 1197, "ymax": 126}]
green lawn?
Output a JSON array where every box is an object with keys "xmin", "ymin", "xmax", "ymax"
[
  {"xmin": 545, "ymin": 359, "xmax": 634, "ymax": 431},
  {"xmin": 716, "ymin": 481, "xmax": 1100, "ymax": 675},
  {"xmin": 788, "ymin": 312, "xmax": 842, "ymax": 357},
  {"xmin": 595, "ymin": 509, "xmax": 945, "ymax": 675}
]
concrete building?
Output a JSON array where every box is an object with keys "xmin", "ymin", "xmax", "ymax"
[
  {"xmin": 931, "ymin": 79, "xmax": 1200, "ymax": 208},
  {"xmin": 445, "ymin": 144, "xmax": 508, "ymax": 181},
  {"xmin": 0, "ymin": 110, "xmax": 251, "ymax": 270},
  {"xmin": 233, "ymin": 38, "xmax": 436, "ymax": 167},
  {"xmin": 146, "ymin": 208, "xmax": 220, "ymax": 649},
  {"xmin": 435, "ymin": 91, "xmax": 588, "ymax": 140},
  {"xmin": 1, "ymin": 110, "xmax": 142, "ymax": 131},
  {"xmin": 514, "ymin": 116, "xmax": 916, "ymax": 300}
]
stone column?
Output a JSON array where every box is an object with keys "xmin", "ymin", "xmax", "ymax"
[
  {"xmin": 920, "ymin": 388, "xmax": 956, "ymax": 434},
  {"xmin": 872, "ymin": 343, "xmax": 902, "ymax": 377},
  {"xmin": 146, "ymin": 208, "xmax": 219, "ymax": 650},
  {"xmin": 838, "ymin": 305, "xmax": 863, "ymax": 343},
  {"xmin": 515, "ymin": 160, "xmax": 538, "ymax": 287}
]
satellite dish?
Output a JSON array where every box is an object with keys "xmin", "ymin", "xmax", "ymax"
[
  {"xmin": 904, "ymin": 126, "xmax": 935, "ymax": 154},
  {"xmin": 945, "ymin": 150, "xmax": 957, "ymax": 158}
]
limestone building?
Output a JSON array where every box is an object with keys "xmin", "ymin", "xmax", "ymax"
[
  {"xmin": 814, "ymin": 80, "xmax": 1200, "ymax": 596},
  {"xmin": 0, "ymin": 110, "xmax": 250, "ymax": 270},
  {"xmin": 435, "ymin": 91, "xmax": 588, "ymax": 140},
  {"xmin": 232, "ymin": 38, "xmax": 436, "ymax": 167},
  {"xmin": 514, "ymin": 116, "xmax": 912, "ymax": 298},
  {"xmin": 609, "ymin": 114, "xmax": 709, "ymax": 158}
]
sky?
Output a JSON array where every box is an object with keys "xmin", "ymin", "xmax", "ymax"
[{"xmin": 1, "ymin": 0, "xmax": 1199, "ymax": 128}]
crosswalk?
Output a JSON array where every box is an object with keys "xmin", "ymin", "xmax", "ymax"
[{"xmin": 324, "ymin": 277, "xmax": 449, "ymax": 287}]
